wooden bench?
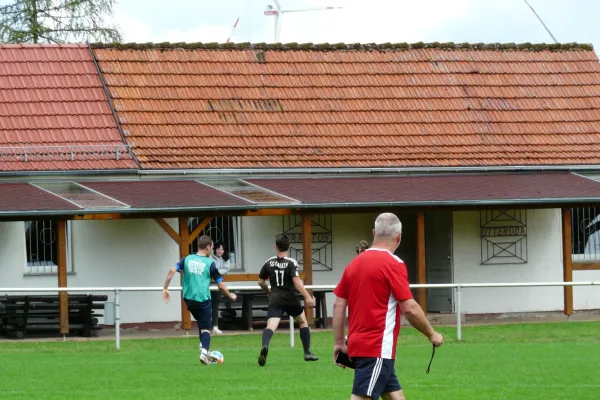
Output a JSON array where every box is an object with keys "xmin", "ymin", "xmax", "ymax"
[{"xmin": 0, "ymin": 294, "xmax": 107, "ymax": 339}]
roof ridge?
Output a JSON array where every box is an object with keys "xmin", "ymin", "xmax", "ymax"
[
  {"xmin": 0, "ymin": 43, "xmax": 88, "ymax": 49},
  {"xmin": 88, "ymin": 41, "xmax": 595, "ymax": 52}
]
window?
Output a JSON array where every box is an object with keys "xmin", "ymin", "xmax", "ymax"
[
  {"xmin": 188, "ymin": 216, "xmax": 243, "ymax": 270},
  {"xmin": 571, "ymin": 207, "xmax": 600, "ymax": 261},
  {"xmin": 24, "ymin": 220, "xmax": 73, "ymax": 275}
]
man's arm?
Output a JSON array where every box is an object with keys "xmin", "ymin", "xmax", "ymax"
[
  {"xmin": 216, "ymin": 281, "xmax": 237, "ymax": 302},
  {"xmin": 398, "ymin": 299, "xmax": 443, "ymax": 346},
  {"xmin": 388, "ymin": 261, "xmax": 443, "ymax": 347},
  {"xmin": 210, "ymin": 262, "xmax": 237, "ymax": 302},
  {"xmin": 258, "ymin": 262, "xmax": 271, "ymax": 296},
  {"xmin": 332, "ymin": 296, "xmax": 347, "ymax": 346},
  {"xmin": 162, "ymin": 266, "xmax": 178, "ymax": 303},
  {"xmin": 258, "ymin": 278, "xmax": 271, "ymax": 297},
  {"xmin": 292, "ymin": 276, "xmax": 314, "ymax": 308},
  {"xmin": 332, "ymin": 296, "xmax": 349, "ymax": 367}
]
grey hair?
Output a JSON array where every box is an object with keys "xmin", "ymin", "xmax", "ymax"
[{"xmin": 374, "ymin": 213, "xmax": 402, "ymax": 238}]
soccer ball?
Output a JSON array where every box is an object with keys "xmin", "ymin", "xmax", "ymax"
[{"xmin": 210, "ymin": 350, "xmax": 224, "ymax": 364}]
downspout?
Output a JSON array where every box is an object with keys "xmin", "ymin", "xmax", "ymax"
[{"xmin": 87, "ymin": 42, "xmax": 142, "ymax": 170}]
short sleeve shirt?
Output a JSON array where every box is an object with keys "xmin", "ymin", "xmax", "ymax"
[
  {"xmin": 333, "ymin": 248, "xmax": 413, "ymax": 359},
  {"xmin": 259, "ymin": 256, "xmax": 300, "ymax": 305}
]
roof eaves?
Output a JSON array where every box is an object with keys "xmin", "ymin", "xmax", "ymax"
[{"xmin": 1, "ymin": 197, "xmax": 599, "ymax": 219}]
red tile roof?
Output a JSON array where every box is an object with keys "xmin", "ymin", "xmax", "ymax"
[
  {"xmin": 91, "ymin": 42, "xmax": 600, "ymax": 170},
  {"xmin": 0, "ymin": 43, "xmax": 136, "ymax": 171}
]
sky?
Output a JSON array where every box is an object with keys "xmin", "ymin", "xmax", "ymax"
[
  {"xmin": 106, "ymin": 0, "xmax": 600, "ymax": 49},
  {"xmin": 0, "ymin": 0, "xmax": 597, "ymax": 48}
]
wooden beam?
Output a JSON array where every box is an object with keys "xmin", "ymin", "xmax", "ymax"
[
  {"xmin": 57, "ymin": 220, "xmax": 69, "ymax": 335},
  {"xmin": 561, "ymin": 208, "xmax": 574, "ymax": 316},
  {"xmin": 178, "ymin": 217, "xmax": 192, "ymax": 330},
  {"xmin": 573, "ymin": 262, "xmax": 600, "ymax": 271},
  {"xmin": 416, "ymin": 212, "xmax": 427, "ymax": 314},
  {"xmin": 302, "ymin": 214, "xmax": 314, "ymax": 327},
  {"xmin": 72, "ymin": 214, "xmax": 125, "ymax": 220},
  {"xmin": 155, "ymin": 217, "xmax": 180, "ymax": 243},
  {"xmin": 243, "ymin": 208, "xmax": 295, "ymax": 217},
  {"xmin": 186, "ymin": 217, "xmax": 213, "ymax": 247}
]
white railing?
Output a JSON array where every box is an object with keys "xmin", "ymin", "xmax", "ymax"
[{"xmin": 0, "ymin": 281, "xmax": 599, "ymax": 350}]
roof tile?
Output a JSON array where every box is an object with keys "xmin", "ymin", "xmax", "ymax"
[
  {"xmin": 0, "ymin": 45, "xmax": 135, "ymax": 171},
  {"xmin": 82, "ymin": 43, "xmax": 600, "ymax": 168}
]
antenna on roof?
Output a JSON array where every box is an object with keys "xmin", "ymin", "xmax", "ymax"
[
  {"xmin": 264, "ymin": 0, "xmax": 342, "ymax": 43},
  {"xmin": 226, "ymin": 17, "xmax": 240, "ymax": 43},
  {"xmin": 523, "ymin": 0, "xmax": 558, "ymax": 44}
]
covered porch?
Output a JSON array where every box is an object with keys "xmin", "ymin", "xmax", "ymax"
[{"xmin": 1, "ymin": 171, "xmax": 600, "ymax": 336}]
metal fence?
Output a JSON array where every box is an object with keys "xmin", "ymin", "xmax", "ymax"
[{"xmin": 1, "ymin": 281, "xmax": 599, "ymax": 350}]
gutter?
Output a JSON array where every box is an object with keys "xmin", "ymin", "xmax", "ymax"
[
  {"xmin": 1, "ymin": 165, "xmax": 600, "ymax": 181},
  {"xmin": 0, "ymin": 169, "xmax": 139, "ymax": 179},
  {"xmin": 137, "ymin": 165, "xmax": 600, "ymax": 177}
]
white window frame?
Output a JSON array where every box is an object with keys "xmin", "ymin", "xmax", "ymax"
[{"xmin": 24, "ymin": 220, "xmax": 74, "ymax": 276}]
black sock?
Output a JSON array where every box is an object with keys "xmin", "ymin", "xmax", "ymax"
[
  {"xmin": 262, "ymin": 328, "xmax": 274, "ymax": 348},
  {"xmin": 300, "ymin": 327, "xmax": 311, "ymax": 355},
  {"xmin": 200, "ymin": 331, "xmax": 210, "ymax": 351}
]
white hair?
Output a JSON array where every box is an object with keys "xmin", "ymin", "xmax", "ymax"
[{"xmin": 374, "ymin": 213, "xmax": 402, "ymax": 238}]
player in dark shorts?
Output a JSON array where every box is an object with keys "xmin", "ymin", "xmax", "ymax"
[{"xmin": 256, "ymin": 233, "xmax": 319, "ymax": 366}]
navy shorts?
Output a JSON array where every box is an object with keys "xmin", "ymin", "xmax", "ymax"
[
  {"xmin": 184, "ymin": 298, "xmax": 212, "ymax": 331},
  {"xmin": 352, "ymin": 357, "xmax": 402, "ymax": 400},
  {"xmin": 267, "ymin": 302, "xmax": 304, "ymax": 319}
]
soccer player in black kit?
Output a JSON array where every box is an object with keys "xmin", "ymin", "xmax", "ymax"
[{"xmin": 257, "ymin": 233, "xmax": 319, "ymax": 366}]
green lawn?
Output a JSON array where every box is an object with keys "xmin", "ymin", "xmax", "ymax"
[{"xmin": 1, "ymin": 322, "xmax": 599, "ymax": 399}]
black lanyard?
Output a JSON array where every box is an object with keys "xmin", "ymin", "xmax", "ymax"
[{"xmin": 426, "ymin": 344, "xmax": 436, "ymax": 374}]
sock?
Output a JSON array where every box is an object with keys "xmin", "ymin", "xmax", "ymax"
[
  {"xmin": 200, "ymin": 331, "xmax": 211, "ymax": 351},
  {"xmin": 300, "ymin": 327, "xmax": 311, "ymax": 355},
  {"xmin": 262, "ymin": 328, "xmax": 274, "ymax": 348}
]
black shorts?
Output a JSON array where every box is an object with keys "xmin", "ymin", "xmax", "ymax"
[
  {"xmin": 352, "ymin": 357, "xmax": 401, "ymax": 400},
  {"xmin": 267, "ymin": 302, "xmax": 304, "ymax": 319},
  {"xmin": 184, "ymin": 298, "xmax": 212, "ymax": 331}
]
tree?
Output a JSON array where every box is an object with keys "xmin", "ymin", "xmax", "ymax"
[{"xmin": 0, "ymin": 0, "xmax": 122, "ymax": 44}]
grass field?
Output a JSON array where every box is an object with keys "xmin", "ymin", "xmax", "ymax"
[{"xmin": 1, "ymin": 321, "xmax": 599, "ymax": 400}]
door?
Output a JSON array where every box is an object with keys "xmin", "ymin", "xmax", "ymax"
[{"xmin": 425, "ymin": 211, "xmax": 453, "ymax": 313}]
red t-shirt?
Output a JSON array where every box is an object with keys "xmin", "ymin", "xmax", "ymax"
[{"xmin": 333, "ymin": 248, "xmax": 413, "ymax": 360}]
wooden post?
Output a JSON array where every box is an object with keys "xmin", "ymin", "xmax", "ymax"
[
  {"xmin": 178, "ymin": 217, "xmax": 192, "ymax": 330},
  {"xmin": 302, "ymin": 214, "xmax": 314, "ymax": 327},
  {"xmin": 416, "ymin": 212, "xmax": 427, "ymax": 314},
  {"xmin": 561, "ymin": 208, "xmax": 574, "ymax": 316},
  {"xmin": 57, "ymin": 220, "xmax": 69, "ymax": 335}
]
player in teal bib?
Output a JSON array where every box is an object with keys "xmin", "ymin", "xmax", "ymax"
[{"xmin": 162, "ymin": 235, "xmax": 237, "ymax": 364}]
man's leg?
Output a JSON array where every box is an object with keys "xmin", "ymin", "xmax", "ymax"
[
  {"xmin": 258, "ymin": 305, "xmax": 283, "ymax": 366},
  {"xmin": 381, "ymin": 391, "xmax": 405, "ymax": 400},
  {"xmin": 350, "ymin": 394, "xmax": 405, "ymax": 400},
  {"xmin": 211, "ymin": 290, "xmax": 223, "ymax": 335},
  {"xmin": 192, "ymin": 300, "xmax": 214, "ymax": 365},
  {"xmin": 351, "ymin": 358, "xmax": 398, "ymax": 400},
  {"xmin": 291, "ymin": 305, "xmax": 318, "ymax": 361}
]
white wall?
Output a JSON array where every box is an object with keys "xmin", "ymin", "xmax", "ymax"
[
  {"xmin": 453, "ymin": 208, "xmax": 600, "ymax": 314},
  {"xmin": 0, "ymin": 219, "xmax": 180, "ymax": 324}
]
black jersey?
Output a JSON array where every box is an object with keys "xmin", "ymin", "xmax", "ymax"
[{"xmin": 259, "ymin": 256, "xmax": 300, "ymax": 305}]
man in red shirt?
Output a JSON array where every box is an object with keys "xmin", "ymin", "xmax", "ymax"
[{"xmin": 333, "ymin": 213, "xmax": 443, "ymax": 400}]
